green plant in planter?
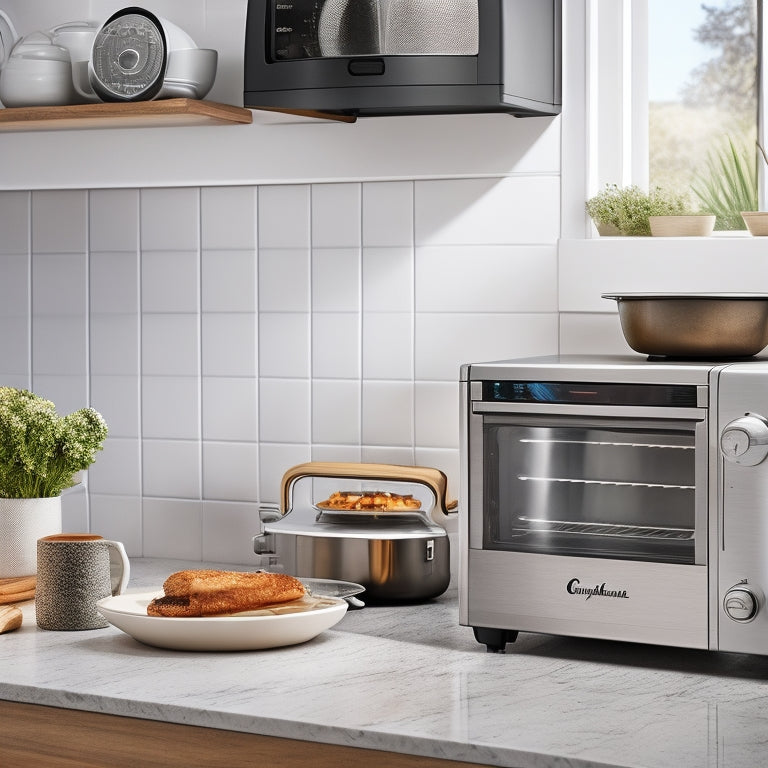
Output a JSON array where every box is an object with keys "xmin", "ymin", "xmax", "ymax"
[
  {"xmin": 691, "ymin": 137, "xmax": 757, "ymax": 230},
  {"xmin": 586, "ymin": 184, "xmax": 690, "ymax": 236},
  {"xmin": 0, "ymin": 388, "xmax": 108, "ymax": 498}
]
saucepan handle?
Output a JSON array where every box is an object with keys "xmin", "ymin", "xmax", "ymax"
[{"xmin": 279, "ymin": 461, "xmax": 457, "ymax": 516}]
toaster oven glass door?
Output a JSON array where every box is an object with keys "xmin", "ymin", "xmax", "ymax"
[
  {"xmin": 271, "ymin": 0, "xmax": 480, "ymax": 60},
  {"xmin": 480, "ymin": 414, "xmax": 705, "ymax": 565}
]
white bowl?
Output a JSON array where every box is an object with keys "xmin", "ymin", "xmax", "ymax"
[
  {"xmin": 159, "ymin": 48, "xmax": 218, "ymax": 100},
  {"xmin": 0, "ymin": 57, "xmax": 75, "ymax": 107}
]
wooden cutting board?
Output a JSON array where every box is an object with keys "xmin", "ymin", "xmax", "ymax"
[{"xmin": 0, "ymin": 576, "xmax": 36, "ymax": 604}]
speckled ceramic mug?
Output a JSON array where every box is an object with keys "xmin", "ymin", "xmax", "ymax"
[{"xmin": 36, "ymin": 534, "xmax": 130, "ymax": 631}]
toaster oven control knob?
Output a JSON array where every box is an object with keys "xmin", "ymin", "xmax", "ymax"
[
  {"xmin": 723, "ymin": 586, "xmax": 758, "ymax": 622},
  {"xmin": 720, "ymin": 414, "xmax": 768, "ymax": 466}
]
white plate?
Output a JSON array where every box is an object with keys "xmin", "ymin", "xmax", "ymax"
[{"xmin": 97, "ymin": 591, "xmax": 348, "ymax": 651}]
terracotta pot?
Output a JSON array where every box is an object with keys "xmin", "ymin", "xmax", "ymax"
[{"xmin": 0, "ymin": 496, "xmax": 62, "ymax": 578}]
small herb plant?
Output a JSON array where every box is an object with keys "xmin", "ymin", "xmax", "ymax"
[
  {"xmin": 0, "ymin": 388, "xmax": 108, "ymax": 499},
  {"xmin": 586, "ymin": 184, "xmax": 691, "ymax": 236}
]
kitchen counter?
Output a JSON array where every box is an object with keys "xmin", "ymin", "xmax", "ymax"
[{"xmin": 2, "ymin": 558, "xmax": 768, "ymax": 768}]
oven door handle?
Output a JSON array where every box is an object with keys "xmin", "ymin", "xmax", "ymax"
[{"xmin": 472, "ymin": 401, "xmax": 705, "ymax": 421}]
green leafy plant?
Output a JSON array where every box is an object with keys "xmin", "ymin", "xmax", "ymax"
[
  {"xmin": 691, "ymin": 137, "xmax": 757, "ymax": 230},
  {"xmin": 0, "ymin": 388, "xmax": 108, "ymax": 499},
  {"xmin": 586, "ymin": 184, "xmax": 691, "ymax": 236}
]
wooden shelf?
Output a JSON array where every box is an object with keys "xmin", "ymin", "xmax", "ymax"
[{"xmin": 0, "ymin": 98, "xmax": 253, "ymax": 132}]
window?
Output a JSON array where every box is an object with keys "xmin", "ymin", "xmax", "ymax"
[
  {"xmin": 578, "ymin": 0, "xmax": 762, "ymax": 235},
  {"xmin": 649, "ymin": 0, "xmax": 759, "ymax": 229}
]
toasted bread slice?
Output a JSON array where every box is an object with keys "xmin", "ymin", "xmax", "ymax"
[{"xmin": 147, "ymin": 570, "xmax": 306, "ymax": 617}]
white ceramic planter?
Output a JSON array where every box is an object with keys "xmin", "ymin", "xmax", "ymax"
[
  {"xmin": 741, "ymin": 211, "xmax": 768, "ymax": 236},
  {"xmin": 649, "ymin": 215, "xmax": 715, "ymax": 237},
  {"xmin": 0, "ymin": 496, "xmax": 62, "ymax": 578}
]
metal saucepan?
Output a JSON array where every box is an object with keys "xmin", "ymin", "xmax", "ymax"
[
  {"xmin": 602, "ymin": 293, "xmax": 768, "ymax": 357},
  {"xmin": 254, "ymin": 462, "xmax": 455, "ymax": 603}
]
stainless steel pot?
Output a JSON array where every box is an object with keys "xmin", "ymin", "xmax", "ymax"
[
  {"xmin": 602, "ymin": 293, "xmax": 768, "ymax": 357},
  {"xmin": 253, "ymin": 462, "xmax": 455, "ymax": 602}
]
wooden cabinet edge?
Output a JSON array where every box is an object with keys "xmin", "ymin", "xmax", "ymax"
[{"xmin": 0, "ymin": 700, "xmax": 489, "ymax": 768}]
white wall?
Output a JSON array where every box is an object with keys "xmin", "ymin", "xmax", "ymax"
[{"xmin": 0, "ymin": 174, "xmax": 561, "ymax": 563}]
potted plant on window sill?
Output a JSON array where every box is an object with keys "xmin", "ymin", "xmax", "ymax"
[
  {"xmin": 0, "ymin": 388, "xmax": 108, "ymax": 580},
  {"xmin": 586, "ymin": 184, "xmax": 714, "ymax": 237},
  {"xmin": 740, "ymin": 142, "xmax": 768, "ymax": 236}
]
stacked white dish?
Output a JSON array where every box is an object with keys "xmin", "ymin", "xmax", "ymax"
[{"xmin": 0, "ymin": 6, "xmax": 217, "ymax": 108}]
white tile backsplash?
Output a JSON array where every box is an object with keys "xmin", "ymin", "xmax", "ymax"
[
  {"xmin": 202, "ymin": 501, "xmax": 261, "ymax": 564},
  {"xmin": 0, "ymin": 253, "xmax": 29, "ymax": 316},
  {"xmin": 362, "ymin": 312, "xmax": 413, "ymax": 380},
  {"xmin": 258, "ymin": 185, "xmax": 311, "ymax": 249},
  {"xmin": 201, "ymin": 187, "xmax": 257, "ymax": 250},
  {"xmin": 88, "ymin": 437, "xmax": 141, "ymax": 496},
  {"xmin": 141, "ymin": 376, "xmax": 200, "ymax": 440},
  {"xmin": 363, "ymin": 182, "xmax": 414, "ymax": 247},
  {"xmin": 415, "ymin": 177, "xmax": 560, "ymax": 245},
  {"xmin": 141, "ymin": 250, "xmax": 200, "ymax": 313},
  {"xmin": 90, "ymin": 375, "xmax": 140, "ymax": 438},
  {"xmin": 32, "ymin": 252, "xmax": 86, "ymax": 315},
  {"xmin": 142, "ymin": 498, "xmax": 203, "ymax": 560},
  {"xmin": 259, "ymin": 378, "xmax": 311, "ymax": 444},
  {"xmin": 311, "ymin": 313, "xmax": 360, "ymax": 380},
  {"xmin": 202, "ymin": 443, "xmax": 260, "ymax": 503},
  {"xmin": 362, "ymin": 247, "xmax": 414, "ymax": 312},
  {"xmin": 258, "ymin": 312, "xmax": 310, "ymax": 378},
  {"xmin": 201, "ymin": 249, "xmax": 257, "ymax": 313},
  {"xmin": 311, "ymin": 184, "xmax": 361, "ymax": 248},
  {"xmin": 89, "ymin": 494, "xmax": 142, "ymax": 556},
  {"xmin": 415, "ymin": 313, "xmax": 559, "ymax": 381},
  {"xmin": 32, "ymin": 315, "xmax": 87, "ymax": 376},
  {"xmin": 312, "ymin": 248, "xmax": 361, "ymax": 311},
  {"xmin": 90, "ymin": 251, "xmax": 139, "ymax": 314},
  {"xmin": 202, "ymin": 313, "xmax": 257, "ymax": 378},
  {"xmin": 0, "ymin": 191, "xmax": 29, "ymax": 255},
  {"xmin": 414, "ymin": 382, "xmax": 460, "ymax": 449},
  {"xmin": 31, "ymin": 190, "xmax": 86, "ymax": 254},
  {"xmin": 140, "ymin": 188, "xmax": 199, "ymax": 251},
  {"xmin": 0, "ymin": 316, "xmax": 29, "ymax": 377},
  {"xmin": 201, "ymin": 376, "xmax": 259, "ymax": 442},
  {"xmin": 0, "ymin": 172, "xmax": 560, "ymax": 559},
  {"xmin": 258, "ymin": 248, "xmax": 310, "ymax": 312},
  {"xmin": 362, "ymin": 380, "xmax": 414, "ymax": 447},
  {"xmin": 415, "ymin": 245, "xmax": 558, "ymax": 312},
  {"xmin": 142, "ymin": 440, "xmax": 201, "ymax": 499},
  {"xmin": 91, "ymin": 314, "xmax": 139, "ymax": 376},
  {"xmin": 89, "ymin": 189, "xmax": 139, "ymax": 252},
  {"xmin": 30, "ymin": 375, "xmax": 87, "ymax": 422},
  {"xmin": 312, "ymin": 379, "xmax": 361, "ymax": 445},
  {"xmin": 142, "ymin": 314, "xmax": 200, "ymax": 376}
]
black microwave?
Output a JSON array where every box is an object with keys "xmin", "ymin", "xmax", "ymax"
[{"xmin": 243, "ymin": 0, "xmax": 561, "ymax": 118}]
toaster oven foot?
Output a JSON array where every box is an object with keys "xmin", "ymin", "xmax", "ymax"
[{"xmin": 472, "ymin": 627, "xmax": 518, "ymax": 653}]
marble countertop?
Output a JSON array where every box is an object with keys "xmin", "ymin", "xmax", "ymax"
[{"xmin": 2, "ymin": 558, "xmax": 768, "ymax": 768}]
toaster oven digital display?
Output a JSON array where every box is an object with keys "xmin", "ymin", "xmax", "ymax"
[{"xmin": 484, "ymin": 381, "xmax": 698, "ymax": 408}]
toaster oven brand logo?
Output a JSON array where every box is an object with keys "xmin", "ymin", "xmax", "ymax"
[{"xmin": 566, "ymin": 578, "xmax": 629, "ymax": 601}]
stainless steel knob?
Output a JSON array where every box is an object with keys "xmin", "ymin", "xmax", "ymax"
[
  {"xmin": 720, "ymin": 413, "xmax": 768, "ymax": 466},
  {"xmin": 723, "ymin": 586, "xmax": 758, "ymax": 622}
]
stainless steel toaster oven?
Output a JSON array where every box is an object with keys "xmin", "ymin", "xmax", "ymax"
[{"xmin": 460, "ymin": 355, "xmax": 768, "ymax": 655}]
